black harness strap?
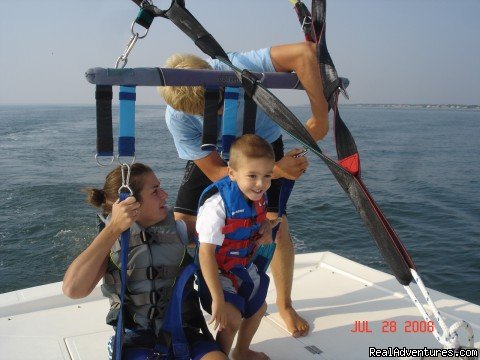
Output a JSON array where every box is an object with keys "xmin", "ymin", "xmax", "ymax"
[
  {"xmin": 201, "ymin": 87, "xmax": 220, "ymax": 151},
  {"xmin": 305, "ymin": 0, "xmax": 415, "ymax": 284},
  {"xmin": 242, "ymin": 92, "xmax": 257, "ymax": 135},
  {"xmin": 95, "ymin": 85, "xmax": 114, "ymax": 160},
  {"xmin": 160, "ymin": 1, "xmax": 229, "ymax": 61}
]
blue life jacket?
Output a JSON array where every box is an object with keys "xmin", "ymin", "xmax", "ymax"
[{"xmin": 198, "ymin": 176, "xmax": 267, "ymax": 273}]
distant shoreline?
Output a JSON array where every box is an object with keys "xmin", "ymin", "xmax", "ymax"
[
  {"xmin": 292, "ymin": 103, "xmax": 480, "ymax": 110},
  {"xmin": 346, "ymin": 103, "xmax": 480, "ymax": 110},
  {"xmin": 0, "ymin": 103, "xmax": 479, "ymax": 110}
]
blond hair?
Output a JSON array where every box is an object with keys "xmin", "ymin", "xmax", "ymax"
[
  {"xmin": 229, "ymin": 134, "xmax": 275, "ymax": 170},
  {"xmin": 158, "ymin": 54, "xmax": 212, "ymax": 115}
]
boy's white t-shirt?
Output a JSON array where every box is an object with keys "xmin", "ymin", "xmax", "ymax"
[{"xmin": 196, "ymin": 193, "xmax": 227, "ymax": 246}]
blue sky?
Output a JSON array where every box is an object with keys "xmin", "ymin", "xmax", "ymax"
[{"xmin": 1, "ymin": 0, "xmax": 479, "ymax": 106}]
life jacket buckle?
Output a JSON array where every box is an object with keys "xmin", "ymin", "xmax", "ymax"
[
  {"xmin": 149, "ymin": 289, "xmax": 171, "ymax": 305},
  {"xmin": 147, "ymin": 266, "xmax": 159, "ymax": 280},
  {"xmin": 150, "ymin": 290, "xmax": 159, "ymax": 304},
  {"xmin": 140, "ymin": 230, "xmax": 151, "ymax": 243},
  {"xmin": 147, "ymin": 306, "xmax": 159, "ymax": 320},
  {"xmin": 243, "ymin": 219, "xmax": 252, "ymax": 227}
]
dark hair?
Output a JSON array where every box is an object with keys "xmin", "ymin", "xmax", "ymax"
[{"xmin": 84, "ymin": 163, "xmax": 153, "ymax": 214}]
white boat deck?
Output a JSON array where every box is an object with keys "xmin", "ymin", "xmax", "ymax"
[{"xmin": 1, "ymin": 251, "xmax": 478, "ymax": 360}]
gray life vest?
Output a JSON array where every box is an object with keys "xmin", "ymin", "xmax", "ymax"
[{"xmin": 101, "ymin": 210, "xmax": 189, "ymax": 335}]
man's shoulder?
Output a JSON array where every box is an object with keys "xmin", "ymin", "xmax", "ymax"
[
  {"xmin": 165, "ymin": 106, "xmax": 201, "ymax": 127},
  {"xmin": 165, "ymin": 105, "xmax": 184, "ymax": 119}
]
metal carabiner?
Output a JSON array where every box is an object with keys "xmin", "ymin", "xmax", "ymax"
[
  {"xmin": 116, "ymin": 33, "xmax": 139, "ymax": 69},
  {"xmin": 118, "ymin": 163, "xmax": 133, "ymax": 195}
]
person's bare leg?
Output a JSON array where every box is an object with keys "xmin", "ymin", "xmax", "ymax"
[
  {"xmin": 268, "ymin": 213, "xmax": 310, "ymax": 337},
  {"xmin": 215, "ymin": 302, "xmax": 242, "ymax": 357},
  {"xmin": 231, "ymin": 302, "xmax": 269, "ymax": 360}
]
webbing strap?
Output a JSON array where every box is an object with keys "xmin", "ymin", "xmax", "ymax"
[
  {"xmin": 118, "ymin": 86, "xmax": 136, "ymax": 160},
  {"xmin": 242, "ymin": 92, "xmax": 257, "ymax": 135},
  {"xmin": 221, "ymin": 87, "xmax": 239, "ymax": 159},
  {"xmin": 95, "ymin": 86, "xmax": 114, "ymax": 161},
  {"xmin": 113, "ymin": 191, "xmax": 131, "ymax": 360},
  {"xmin": 135, "ymin": 8, "xmax": 155, "ymax": 29},
  {"xmin": 301, "ymin": 0, "xmax": 415, "ymax": 284},
  {"xmin": 201, "ymin": 86, "xmax": 220, "ymax": 151},
  {"xmin": 161, "ymin": 1, "xmax": 228, "ymax": 61},
  {"xmin": 251, "ymin": 178, "xmax": 294, "ymax": 273},
  {"xmin": 161, "ymin": 263, "xmax": 197, "ymax": 360},
  {"xmin": 293, "ymin": 0, "xmax": 314, "ymax": 42}
]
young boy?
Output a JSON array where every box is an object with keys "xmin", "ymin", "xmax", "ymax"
[{"xmin": 196, "ymin": 134, "xmax": 276, "ymax": 360}]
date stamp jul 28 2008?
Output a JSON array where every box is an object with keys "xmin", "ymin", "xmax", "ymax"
[{"xmin": 350, "ymin": 320, "xmax": 436, "ymax": 334}]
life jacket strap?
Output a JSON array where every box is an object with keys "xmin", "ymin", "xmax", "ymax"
[
  {"xmin": 221, "ymin": 199, "xmax": 266, "ymax": 234},
  {"xmin": 221, "ymin": 218, "xmax": 255, "ymax": 234},
  {"xmin": 216, "ymin": 238, "xmax": 256, "ymax": 273},
  {"xmin": 128, "ymin": 287, "xmax": 173, "ymax": 307}
]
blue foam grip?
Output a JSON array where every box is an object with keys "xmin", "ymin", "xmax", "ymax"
[
  {"xmin": 119, "ymin": 86, "xmax": 136, "ymax": 157},
  {"xmin": 221, "ymin": 135, "xmax": 236, "ymax": 156},
  {"xmin": 118, "ymin": 137, "xmax": 135, "ymax": 157}
]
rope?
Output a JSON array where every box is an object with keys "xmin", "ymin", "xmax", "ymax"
[{"xmin": 404, "ymin": 269, "xmax": 474, "ymax": 349}]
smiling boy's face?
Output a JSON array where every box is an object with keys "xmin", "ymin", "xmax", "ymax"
[{"xmin": 228, "ymin": 156, "xmax": 274, "ymax": 202}]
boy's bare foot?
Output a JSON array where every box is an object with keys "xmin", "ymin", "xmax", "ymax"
[
  {"xmin": 231, "ymin": 348, "xmax": 270, "ymax": 360},
  {"xmin": 279, "ymin": 306, "xmax": 309, "ymax": 337}
]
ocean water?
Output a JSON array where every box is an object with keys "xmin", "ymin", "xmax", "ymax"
[{"xmin": 0, "ymin": 104, "xmax": 479, "ymax": 305}]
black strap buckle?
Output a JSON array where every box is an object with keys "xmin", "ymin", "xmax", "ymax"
[
  {"xmin": 241, "ymin": 69, "xmax": 258, "ymax": 98},
  {"xmin": 140, "ymin": 230, "xmax": 152, "ymax": 243},
  {"xmin": 147, "ymin": 306, "xmax": 159, "ymax": 320},
  {"xmin": 147, "ymin": 266, "xmax": 159, "ymax": 280}
]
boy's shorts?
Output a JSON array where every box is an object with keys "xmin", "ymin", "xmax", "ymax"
[
  {"xmin": 199, "ymin": 264, "xmax": 270, "ymax": 319},
  {"xmin": 175, "ymin": 136, "xmax": 285, "ymax": 216}
]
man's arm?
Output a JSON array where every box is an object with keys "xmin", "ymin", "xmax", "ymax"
[
  {"xmin": 194, "ymin": 151, "xmax": 228, "ymax": 182},
  {"xmin": 270, "ymin": 42, "xmax": 329, "ymax": 141},
  {"xmin": 62, "ymin": 196, "xmax": 140, "ymax": 299}
]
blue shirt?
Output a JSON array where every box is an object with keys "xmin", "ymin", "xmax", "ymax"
[{"xmin": 165, "ymin": 47, "xmax": 282, "ymax": 161}]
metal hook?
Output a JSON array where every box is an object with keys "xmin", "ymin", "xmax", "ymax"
[
  {"xmin": 118, "ymin": 163, "xmax": 133, "ymax": 195},
  {"xmin": 116, "ymin": 33, "xmax": 139, "ymax": 69}
]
